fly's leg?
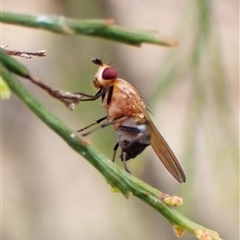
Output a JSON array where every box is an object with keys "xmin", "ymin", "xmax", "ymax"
[
  {"xmin": 75, "ymin": 87, "xmax": 109, "ymax": 102},
  {"xmin": 112, "ymin": 143, "xmax": 131, "ymax": 173},
  {"xmin": 112, "ymin": 143, "xmax": 119, "ymax": 162},
  {"xmin": 74, "ymin": 91, "xmax": 100, "ymax": 101},
  {"xmin": 122, "ymin": 152, "xmax": 131, "ymax": 173},
  {"xmin": 81, "ymin": 116, "xmax": 128, "ymax": 137},
  {"xmin": 77, "ymin": 116, "xmax": 107, "ymax": 132}
]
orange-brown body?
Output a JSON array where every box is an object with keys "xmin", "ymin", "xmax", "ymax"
[
  {"xmin": 92, "ymin": 60, "xmax": 146, "ymax": 129},
  {"xmin": 103, "ymin": 79, "xmax": 146, "ymax": 125}
]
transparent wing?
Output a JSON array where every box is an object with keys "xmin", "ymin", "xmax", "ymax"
[{"xmin": 140, "ymin": 108, "xmax": 186, "ymax": 183}]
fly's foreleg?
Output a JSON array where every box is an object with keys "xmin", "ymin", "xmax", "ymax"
[
  {"xmin": 75, "ymin": 86, "xmax": 112, "ymax": 102},
  {"xmin": 74, "ymin": 89, "xmax": 102, "ymax": 102}
]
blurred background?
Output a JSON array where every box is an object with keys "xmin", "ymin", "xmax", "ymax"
[{"xmin": 2, "ymin": 0, "xmax": 239, "ymax": 240}]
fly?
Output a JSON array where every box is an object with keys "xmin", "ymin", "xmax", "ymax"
[{"xmin": 76, "ymin": 58, "xmax": 186, "ymax": 183}]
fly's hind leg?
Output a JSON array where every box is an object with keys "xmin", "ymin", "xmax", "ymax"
[
  {"xmin": 122, "ymin": 152, "xmax": 131, "ymax": 173},
  {"xmin": 112, "ymin": 143, "xmax": 131, "ymax": 173},
  {"xmin": 112, "ymin": 143, "xmax": 119, "ymax": 163}
]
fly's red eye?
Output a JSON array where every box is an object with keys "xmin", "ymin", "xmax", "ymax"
[{"xmin": 102, "ymin": 67, "xmax": 117, "ymax": 80}]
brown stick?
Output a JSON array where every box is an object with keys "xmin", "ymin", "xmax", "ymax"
[{"xmin": 1, "ymin": 45, "xmax": 46, "ymax": 59}]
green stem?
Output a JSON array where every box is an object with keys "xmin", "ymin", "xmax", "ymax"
[
  {"xmin": 0, "ymin": 12, "xmax": 178, "ymax": 47},
  {"xmin": 1, "ymin": 62, "xmax": 222, "ymax": 239}
]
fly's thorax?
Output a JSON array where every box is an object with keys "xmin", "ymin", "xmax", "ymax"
[
  {"xmin": 103, "ymin": 88, "xmax": 126, "ymax": 122},
  {"xmin": 103, "ymin": 79, "xmax": 146, "ymax": 121},
  {"xmin": 136, "ymin": 112, "xmax": 146, "ymax": 123}
]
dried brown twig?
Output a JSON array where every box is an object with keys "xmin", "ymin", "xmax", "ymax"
[
  {"xmin": 27, "ymin": 75, "xmax": 83, "ymax": 109},
  {"xmin": 1, "ymin": 44, "xmax": 46, "ymax": 59},
  {"xmin": 1, "ymin": 48, "xmax": 83, "ymax": 108}
]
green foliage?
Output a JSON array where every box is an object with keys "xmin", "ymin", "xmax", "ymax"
[{"xmin": 0, "ymin": 76, "xmax": 11, "ymax": 99}]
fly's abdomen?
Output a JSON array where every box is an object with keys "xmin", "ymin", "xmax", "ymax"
[{"xmin": 118, "ymin": 119, "xmax": 151, "ymax": 161}]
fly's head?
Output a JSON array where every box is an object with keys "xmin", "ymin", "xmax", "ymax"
[{"xmin": 92, "ymin": 58, "xmax": 117, "ymax": 89}]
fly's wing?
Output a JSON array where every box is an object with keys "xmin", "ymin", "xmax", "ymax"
[{"xmin": 139, "ymin": 108, "xmax": 186, "ymax": 183}]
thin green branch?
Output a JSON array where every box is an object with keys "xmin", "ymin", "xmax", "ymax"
[
  {"xmin": 0, "ymin": 12, "xmax": 178, "ymax": 47},
  {"xmin": 1, "ymin": 53, "xmax": 222, "ymax": 240}
]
